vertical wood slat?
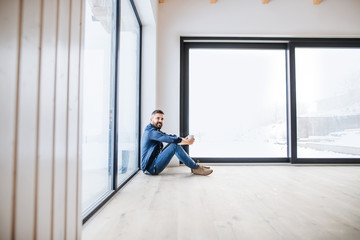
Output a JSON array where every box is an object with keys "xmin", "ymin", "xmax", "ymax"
[
  {"xmin": 0, "ymin": 1, "xmax": 21, "ymax": 239},
  {"xmin": 0, "ymin": 0, "xmax": 82, "ymax": 239},
  {"xmin": 52, "ymin": 0, "xmax": 70, "ymax": 238},
  {"xmin": 14, "ymin": 0, "xmax": 41, "ymax": 239},
  {"xmin": 66, "ymin": 0, "xmax": 80, "ymax": 238},
  {"xmin": 77, "ymin": 0, "xmax": 85, "ymax": 238},
  {"xmin": 36, "ymin": 0, "xmax": 58, "ymax": 239}
]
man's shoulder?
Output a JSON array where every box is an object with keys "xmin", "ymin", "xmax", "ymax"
[
  {"xmin": 145, "ymin": 123, "xmax": 155, "ymax": 130},
  {"xmin": 142, "ymin": 124, "xmax": 158, "ymax": 140}
]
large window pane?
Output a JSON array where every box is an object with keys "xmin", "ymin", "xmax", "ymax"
[
  {"xmin": 296, "ymin": 48, "xmax": 360, "ymax": 158},
  {"xmin": 116, "ymin": 0, "xmax": 140, "ymax": 186},
  {"xmin": 82, "ymin": 0, "xmax": 115, "ymax": 214},
  {"xmin": 189, "ymin": 49, "xmax": 287, "ymax": 158}
]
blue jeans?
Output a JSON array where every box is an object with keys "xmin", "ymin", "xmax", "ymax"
[{"xmin": 147, "ymin": 143, "xmax": 198, "ymax": 175}]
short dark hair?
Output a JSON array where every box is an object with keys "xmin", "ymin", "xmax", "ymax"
[{"xmin": 152, "ymin": 109, "xmax": 164, "ymax": 116}]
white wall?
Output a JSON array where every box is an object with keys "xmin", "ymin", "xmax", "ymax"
[
  {"xmin": 157, "ymin": 0, "xmax": 360, "ymax": 164},
  {"xmin": 0, "ymin": 0, "xmax": 83, "ymax": 239},
  {"xmin": 134, "ymin": 0, "xmax": 159, "ymax": 131}
]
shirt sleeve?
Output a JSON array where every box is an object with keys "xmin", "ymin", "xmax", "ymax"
[{"xmin": 148, "ymin": 129, "xmax": 182, "ymax": 144}]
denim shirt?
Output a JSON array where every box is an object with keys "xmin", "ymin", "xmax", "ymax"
[{"xmin": 141, "ymin": 123, "xmax": 182, "ymax": 172}]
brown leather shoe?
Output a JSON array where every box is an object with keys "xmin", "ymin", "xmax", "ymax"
[
  {"xmin": 191, "ymin": 165, "xmax": 213, "ymax": 176},
  {"xmin": 198, "ymin": 164, "xmax": 210, "ymax": 169},
  {"xmin": 196, "ymin": 163, "xmax": 211, "ymax": 169}
]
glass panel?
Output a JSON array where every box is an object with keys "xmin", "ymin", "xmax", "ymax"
[
  {"xmin": 82, "ymin": 0, "xmax": 115, "ymax": 214},
  {"xmin": 296, "ymin": 48, "xmax": 360, "ymax": 158},
  {"xmin": 189, "ymin": 49, "xmax": 287, "ymax": 158},
  {"xmin": 117, "ymin": 0, "xmax": 140, "ymax": 186}
]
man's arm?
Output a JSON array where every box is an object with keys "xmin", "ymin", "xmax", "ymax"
[
  {"xmin": 148, "ymin": 129, "xmax": 183, "ymax": 144},
  {"xmin": 148, "ymin": 128, "xmax": 195, "ymax": 145}
]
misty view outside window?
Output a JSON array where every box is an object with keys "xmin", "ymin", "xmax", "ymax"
[
  {"xmin": 296, "ymin": 48, "xmax": 360, "ymax": 158},
  {"xmin": 82, "ymin": 0, "xmax": 115, "ymax": 214},
  {"xmin": 189, "ymin": 49, "xmax": 287, "ymax": 158},
  {"xmin": 116, "ymin": 0, "xmax": 140, "ymax": 186}
]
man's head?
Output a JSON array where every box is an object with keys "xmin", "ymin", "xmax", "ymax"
[{"xmin": 150, "ymin": 110, "xmax": 164, "ymax": 130}]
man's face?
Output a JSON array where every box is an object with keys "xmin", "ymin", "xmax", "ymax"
[{"xmin": 150, "ymin": 113, "xmax": 164, "ymax": 130}]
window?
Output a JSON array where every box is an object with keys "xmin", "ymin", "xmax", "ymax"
[
  {"xmin": 181, "ymin": 38, "xmax": 360, "ymax": 164},
  {"xmin": 116, "ymin": 0, "xmax": 141, "ymax": 186},
  {"xmin": 81, "ymin": 0, "xmax": 141, "ymax": 221},
  {"xmin": 296, "ymin": 48, "xmax": 360, "ymax": 158},
  {"xmin": 82, "ymin": 0, "xmax": 116, "ymax": 215},
  {"xmin": 187, "ymin": 45, "xmax": 287, "ymax": 159}
]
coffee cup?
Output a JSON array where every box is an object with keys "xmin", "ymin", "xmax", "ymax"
[{"xmin": 187, "ymin": 135, "xmax": 194, "ymax": 139}]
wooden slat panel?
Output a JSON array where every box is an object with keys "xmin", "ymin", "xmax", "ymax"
[
  {"xmin": 52, "ymin": 0, "xmax": 70, "ymax": 238},
  {"xmin": 1, "ymin": 0, "xmax": 83, "ymax": 239},
  {"xmin": 77, "ymin": 0, "xmax": 85, "ymax": 238},
  {"xmin": 66, "ymin": 0, "xmax": 81, "ymax": 238},
  {"xmin": 0, "ymin": 1, "xmax": 20, "ymax": 239},
  {"xmin": 36, "ymin": 0, "xmax": 58, "ymax": 239},
  {"xmin": 14, "ymin": 0, "xmax": 42, "ymax": 239}
]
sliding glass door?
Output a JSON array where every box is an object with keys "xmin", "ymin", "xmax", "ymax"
[
  {"xmin": 116, "ymin": 0, "xmax": 141, "ymax": 186},
  {"xmin": 181, "ymin": 38, "xmax": 360, "ymax": 163},
  {"xmin": 296, "ymin": 48, "xmax": 360, "ymax": 158},
  {"xmin": 82, "ymin": 0, "xmax": 141, "ymax": 221},
  {"xmin": 82, "ymin": 0, "xmax": 116, "ymax": 215},
  {"xmin": 188, "ymin": 46, "xmax": 288, "ymax": 159}
]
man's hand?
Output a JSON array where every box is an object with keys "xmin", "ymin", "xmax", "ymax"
[{"xmin": 178, "ymin": 137, "xmax": 195, "ymax": 145}]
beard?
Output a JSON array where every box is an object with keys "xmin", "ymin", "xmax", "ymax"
[
  {"xmin": 154, "ymin": 122, "xmax": 162, "ymax": 130},
  {"xmin": 156, "ymin": 122, "xmax": 162, "ymax": 129}
]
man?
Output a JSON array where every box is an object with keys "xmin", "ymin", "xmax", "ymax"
[{"xmin": 141, "ymin": 110, "xmax": 213, "ymax": 176}]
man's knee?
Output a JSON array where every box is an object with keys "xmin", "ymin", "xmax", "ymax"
[
  {"xmin": 160, "ymin": 143, "xmax": 178, "ymax": 156},
  {"xmin": 167, "ymin": 143, "xmax": 179, "ymax": 150}
]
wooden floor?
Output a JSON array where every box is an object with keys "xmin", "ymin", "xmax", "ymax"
[{"xmin": 82, "ymin": 165, "xmax": 360, "ymax": 240}]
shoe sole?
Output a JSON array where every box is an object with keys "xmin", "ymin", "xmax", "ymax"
[{"xmin": 192, "ymin": 169, "xmax": 213, "ymax": 176}]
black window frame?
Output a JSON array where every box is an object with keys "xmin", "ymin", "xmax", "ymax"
[{"xmin": 180, "ymin": 37, "xmax": 360, "ymax": 164}]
